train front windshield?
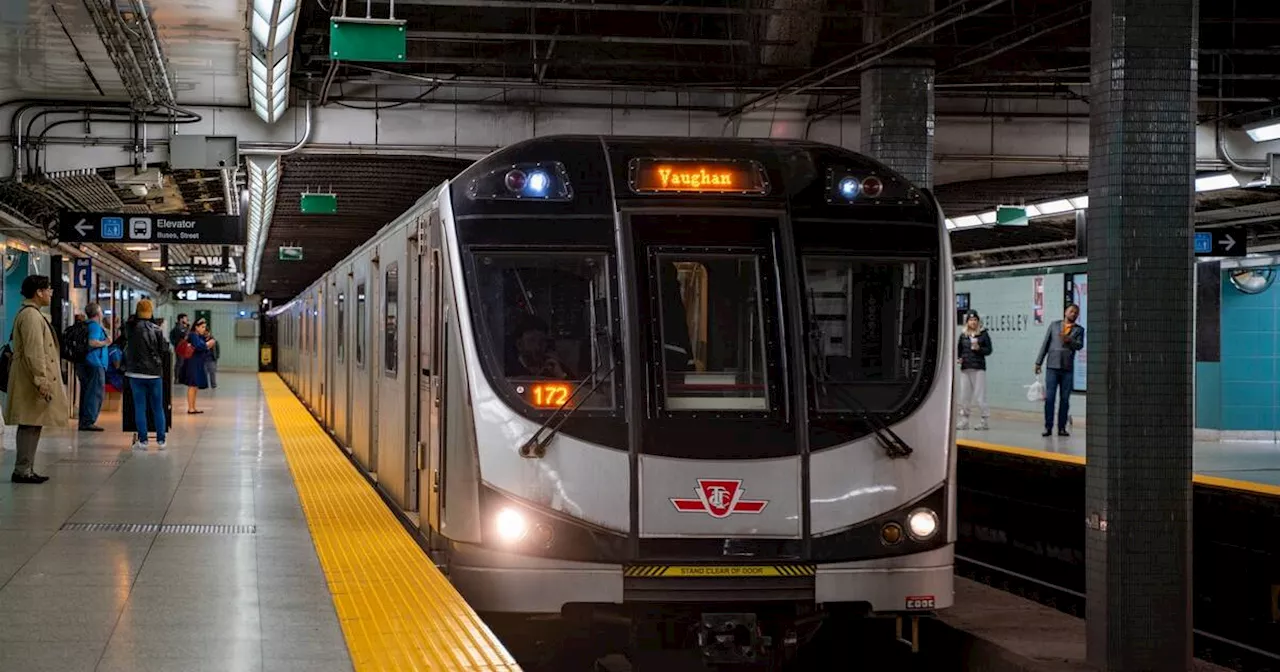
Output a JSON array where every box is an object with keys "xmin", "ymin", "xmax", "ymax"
[
  {"xmin": 452, "ymin": 138, "xmax": 943, "ymax": 457},
  {"xmin": 803, "ymin": 257, "xmax": 930, "ymax": 413}
]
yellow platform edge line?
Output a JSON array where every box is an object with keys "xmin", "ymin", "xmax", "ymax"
[
  {"xmin": 259, "ymin": 373, "xmax": 523, "ymax": 672},
  {"xmin": 958, "ymin": 439, "xmax": 1280, "ymax": 498}
]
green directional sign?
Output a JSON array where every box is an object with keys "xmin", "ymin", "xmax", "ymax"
[
  {"xmin": 300, "ymin": 193, "xmax": 338, "ymax": 214},
  {"xmin": 279, "ymin": 246, "xmax": 304, "ymax": 261},
  {"xmin": 996, "ymin": 205, "xmax": 1029, "ymax": 226},
  {"xmin": 330, "ymin": 19, "xmax": 407, "ymax": 62}
]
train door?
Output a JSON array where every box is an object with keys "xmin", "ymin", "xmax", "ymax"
[
  {"xmin": 375, "ymin": 233, "xmax": 412, "ymax": 509},
  {"xmin": 317, "ymin": 286, "xmax": 327, "ymax": 423},
  {"xmin": 351, "ymin": 262, "xmax": 375, "ymax": 472},
  {"xmin": 418, "ymin": 212, "xmax": 445, "ymax": 532},
  {"xmin": 333, "ymin": 274, "xmax": 350, "ymax": 449}
]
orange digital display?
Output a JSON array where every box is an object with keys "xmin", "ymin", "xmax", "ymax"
[
  {"xmin": 529, "ymin": 382, "xmax": 573, "ymax": 408},
  {"xmin": 630, "ymin": 159, "xmax": 769, "ymax": 195}
]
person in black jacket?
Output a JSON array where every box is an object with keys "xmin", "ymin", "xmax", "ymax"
[
  {"xmin": 957, "ymin": 310, "xmax": 994, "ymax": 431},
  {"xmin": 125, "ymin": 299, "xmax": 169, "ymax": 450}
]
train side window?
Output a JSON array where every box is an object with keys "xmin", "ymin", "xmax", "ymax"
[
  {"xmin": 654, "ymin": 253, "xmax": 771, "ymax": 412},
  {"xmin": 802, "ymin": 256, "xmax": 930, "ymax": 413},
  {"xmin": 385, "ymin": 264, "xmax": 399, "ymax": 376},
  {"xmin": 472, "ymin": 252, "xmax": 615, "ymax": 410},
  {"xmin": 336, "ymin": 292, "xmax": 345, "ymax": 362},
  {"xmin": 356, "ymin": 282, "xmax": 367, "ymax": 367}
]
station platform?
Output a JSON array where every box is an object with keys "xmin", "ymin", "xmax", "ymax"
[
  {"xmin": 0, "ymin": 373, "xmax": 516, "ymax": 672},
  {"xmin": 957, "ymin": 413, "xmax": 1280, "ymax": 490}
]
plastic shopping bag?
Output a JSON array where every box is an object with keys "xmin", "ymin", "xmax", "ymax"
[{"xmin": 1025, "ymin": 377, "xmax": 1045, "ymax": 403}]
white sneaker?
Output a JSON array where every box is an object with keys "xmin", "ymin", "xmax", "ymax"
[
  {"xmin": 132, "ymin": 440, "xmax": 147, "ymax": 451},
  {"xmin": 157, "ymin": 440, "xmax": 166, "ymax": 450}
]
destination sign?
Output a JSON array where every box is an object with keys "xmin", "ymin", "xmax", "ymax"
[
  {"xmin": 59, "ymin": 212, "xmax": 244, "ymax": 245},
  {"xmin": 629, "ymin": 158, "xmax": 769, "ymax": 195},
  {"xmin": 172, "ymin": 289, "xmax": 245, "ymax": 302}
]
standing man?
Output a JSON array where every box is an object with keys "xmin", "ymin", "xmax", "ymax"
[
  {"xmin": 1034, "ymin": 303, "xmax": 1085, "ymax": 438},
  {"xmin": 77, "ymin": 303, "xmax": 111, "ymax": 431}
]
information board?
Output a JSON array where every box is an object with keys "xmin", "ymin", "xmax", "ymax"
[{"xmin": 59, "ymin": 212, "xmax": 244, "ymax": 245}]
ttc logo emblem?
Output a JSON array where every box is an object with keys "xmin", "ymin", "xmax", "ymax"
[{"xmin": 671, "ymin": 479, "xmax": 768, "ymax": 519}]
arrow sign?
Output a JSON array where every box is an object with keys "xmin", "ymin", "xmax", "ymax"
[
  {"xmin": 74, "ymin": 219, "xmax": 92, "ymax": 237},
  {"xmin": 1194, "ymin": 227, "xmax": 1247, "ymax": 258}
]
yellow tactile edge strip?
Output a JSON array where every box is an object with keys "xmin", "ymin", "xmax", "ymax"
[
  {"xmin": 260, "ymin": 374, "xmax": 522, "ymax": 672},
  {"xmin": 958, "ymin": 438, "xmax": 1280, "ymax": 498}
]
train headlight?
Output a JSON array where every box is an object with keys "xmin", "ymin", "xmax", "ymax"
[
  {"xmin": 495, "ymin": 507, "xmax": 530, "ymax": 543},
  {"xmin": 906, "ymin": 508, "xmax": 939, "ymax": 541}
]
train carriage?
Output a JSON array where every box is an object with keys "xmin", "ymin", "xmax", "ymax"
[{"xmin": 273, "ymin": 135, "xmax": 956, "ymax": 667}]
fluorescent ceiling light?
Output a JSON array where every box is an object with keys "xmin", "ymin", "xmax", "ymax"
[
  {"xmin": 1244, "ymin": 119, "xmax": 1280, "ymax": 143},
  {"xmin": 952, "ymin": 215, "xmax": 983, "ymax": 228},
  {"xmin": 978, "ymin": 211, "xmax": 997, "ymax": 225},
  {"xmin": 1196, "ymin": 173, "xmax": 1240, "ymax": 192},
  {"xmin": 1036, "ymin": 199, "xmax": 1074, "ymax": 215},
  {"xmin": 944, "ymin": 218, "xmax": 956, "ymax": 229},
  {"xmin": 1069, "ymin": 196, "xmax": 1088, "ymax": 209},
  {"xmin": 125, "ymin": 244, "xmax": 151, "ymax": 251},
  {"xmin": 1022, "ymin": 205, "xmax": 1041, "ymax": 217}
]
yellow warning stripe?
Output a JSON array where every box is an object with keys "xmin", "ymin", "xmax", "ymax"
[
  {"xmin": 959, "ymin": 438, "xmax": 1280, "ymax": 498},
  {"xmin": 624, "ymin": 564, "xmax": 817, "ymax": 578},
  {"xmin": 260, "ymin": 374, "xmax": 520, "ymax": 672}
]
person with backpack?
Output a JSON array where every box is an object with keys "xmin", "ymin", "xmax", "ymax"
[
  {"xmin": 73, "ymin": 303, "xmax": 111, "ymax": 431},
  {"xmin": 5, "ymin": 275, "xmax": 69, "ymax": 484}
]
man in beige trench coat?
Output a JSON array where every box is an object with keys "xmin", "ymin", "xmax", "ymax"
[{"xmin": 6, "ymin": 275, "xmax": 69, "ymax": 484}]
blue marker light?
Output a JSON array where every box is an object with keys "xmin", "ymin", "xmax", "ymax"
[
  {"xmin": 526, "ymin": 170, "xmax": 549, "ymax": 196},
  {"xmin": 838, "ymin": 177, "xmax": 860, "ymax": 199}
]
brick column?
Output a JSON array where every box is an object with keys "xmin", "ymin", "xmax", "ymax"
[
  {"xmin": 1084, "ymin": 0, "xmax": 1198, "ymax": 668},
  {"xmin": 859, "ymin": 0, "xmax": 934, "ymax": 188}
]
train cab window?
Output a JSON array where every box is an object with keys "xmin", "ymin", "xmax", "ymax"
[
  {"xmin": 802, "ymin": 257, "xmax": 930, "ymax": 412},
  {"xmin": 654, "ymin": 253, "xmax": 770, "ymax": 412},
  {"xmin": 472, "ymin": 252, "xmax": 614, "ymax": 410},
  {"xmin": 356, "ymin": 283, "xmax": 367, "ymax": 367},
  {"xmin": 385, "ymin": 264, "xmax": 399, "ymax": 376}
]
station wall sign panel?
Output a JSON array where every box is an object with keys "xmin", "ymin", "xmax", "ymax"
[
  {"xmin": 59, "ymin": 212, "xmax": 244, "ymax": 245},
  {"xmin": 172, "ymin": 289, "xmax": 245, "ymax": 302}
]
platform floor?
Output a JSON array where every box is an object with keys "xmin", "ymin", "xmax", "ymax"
[
  {"xmin": 0, "ymin": 373, "xmax": 516, "ymax": 672},
  {"xmin": 958, "ymin": 415, "xmax": 1280, "ymax": 488}
]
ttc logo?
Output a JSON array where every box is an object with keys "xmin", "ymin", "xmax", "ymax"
[{"xmin": 671, "ymin": 479, "xmax": 768, "ymax": 519}]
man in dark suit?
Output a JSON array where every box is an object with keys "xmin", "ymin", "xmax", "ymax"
[{"xmin": 1034, "ymin": 304, "xmax": 1085, "ymax": 437}]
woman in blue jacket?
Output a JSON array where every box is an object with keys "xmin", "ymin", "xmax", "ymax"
[{"xmin": 178, "ymin": 317, "xmax": 217, "ymax": 414}]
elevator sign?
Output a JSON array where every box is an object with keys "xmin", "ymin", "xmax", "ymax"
[
  {"xmin": 59, "ymin": 212, "xmax": 245, "ymax": 244},
  {"xmin": 1194, "ymin": 227, "xmax": 1246, "ymax": 258}
]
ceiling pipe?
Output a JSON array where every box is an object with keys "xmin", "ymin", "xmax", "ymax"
[
  {"xmin": 241, "ymin": 100, "xmax": 314, "ymax": 156},
  {"xmin": 724, "ymin": 0, "xmax": 1008, "ymax": 119}
]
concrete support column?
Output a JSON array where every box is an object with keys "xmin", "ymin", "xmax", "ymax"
[
  {"xmin": 859, "ymin": 0, "xmax": 935, "ymax": 188},
  {"xmin": 1084, "ymin": 0, "xmax": 1198, "ymax": 669}
]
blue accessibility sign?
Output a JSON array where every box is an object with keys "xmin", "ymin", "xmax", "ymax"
[
  {"xmin": 100, "ymin": 216, "xmax": 123, "ymax": 239},
  {"xmin": 73, "ymin": 257, "xmax": 92, "ymax": 289}
]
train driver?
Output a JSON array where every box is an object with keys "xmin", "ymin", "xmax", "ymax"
[{"xmin": 506, "ymin": 314, "xmax": 571, "ymax": 379}]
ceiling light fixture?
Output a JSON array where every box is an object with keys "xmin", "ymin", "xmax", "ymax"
[{"xmin": 247, "ymin": 0, "xmax": 301, "ymax": 123}]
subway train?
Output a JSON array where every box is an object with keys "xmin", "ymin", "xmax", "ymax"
[{"xmin": 271, "ymin": 135, "xmax": 956, "ymax": 667}]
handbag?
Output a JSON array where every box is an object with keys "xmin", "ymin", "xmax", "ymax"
[
  {"xmin": 0, "ymin": 306, "xmax": 39, "ymax": 394},
  {"xmin": 176, "ymin": 338, "xmax": 195, "ymax": 360}
]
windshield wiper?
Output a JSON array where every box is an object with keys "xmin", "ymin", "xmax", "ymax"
[
  {"xmin": 805, "ymin": 293, "xmax": 913, "ymax": 459},
  {"xmin": 519, "ymin": 345, "xmax": 618, "ymax": 459}
]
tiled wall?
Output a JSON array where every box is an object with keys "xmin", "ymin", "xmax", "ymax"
[
  {"xmin": 159, "ymin": 301, "xmax": 262, "ymax": 372},
  {"xmin": 954, "ymin": 272, "xmax": 1071, "ymax": 414},
  {"xmin": 1217, "ymin": 273, "xmax": 1279, "ymax": 431}
]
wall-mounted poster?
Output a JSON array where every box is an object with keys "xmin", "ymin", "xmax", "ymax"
[{"xmin": 1032, "ymin": 276, "xmax": 1044, "ymax": 325}]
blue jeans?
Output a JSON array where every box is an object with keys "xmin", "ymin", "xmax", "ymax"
[
  {"xmin": 76, "ymin": 363, "xmax": 105, "ymax": 428},
  {"xmin": 129, "ymin": 377, "xmax": 166, "ymax": 443},
  {"xmin": 1044, "ymin": 367, "xmax": 1074, "ymax": 432}
]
